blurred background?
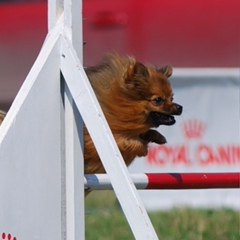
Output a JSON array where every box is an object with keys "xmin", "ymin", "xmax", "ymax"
[
  {"xmin": 0, "ymin": 1, "xmax": 239, "ymax": 239},
  {"xmin": 0, "ymin": 0, "xmax": 239, "ymax": 111}
]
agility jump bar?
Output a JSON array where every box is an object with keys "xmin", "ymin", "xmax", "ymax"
[{"xmin": 84, "ymin": 172, "xmax": 240, "ymax": 190}]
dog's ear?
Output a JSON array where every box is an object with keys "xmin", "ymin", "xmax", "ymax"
[
  {"xmin": 158, "ymin": 65, "xmax": 172, "ymax": 78},
  {"xmin": 133, "ymin": 62, "xmax": 149, "ymax": 79},
  {"xmin": 124, "ymin": 61, "xmax": 149, "ymax": 88}
]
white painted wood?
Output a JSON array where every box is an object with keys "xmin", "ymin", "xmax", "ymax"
[
  {"xmin": 0, "ymin": 30, "xmax": 62, "ymax": 239},
  {"xmin": 60, "ymin": 35, "xmax": 159, "ymax": 240},
  {"xmin": 64, "ymin": 0, "xmax": 82, "ymax": 61},
  {"xmin": 62, "ymin": 1, "xmax": 85, "ymax": 239},
  {"xmin": 48, "ymin": 0, "xmax": 64, "ymax": 31},
  {"xmin": 64, "ymin": 82, "xmax": 85, "ymax": 240}
]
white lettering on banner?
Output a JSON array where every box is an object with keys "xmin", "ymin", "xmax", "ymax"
[{"xmin": 146, "ymin": 118, "xmax": 240, "ymax": 167}]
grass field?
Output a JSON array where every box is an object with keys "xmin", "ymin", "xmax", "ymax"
[{"xmin": 85, "ymin": 191, "xmax": 239, "ymax": 240}]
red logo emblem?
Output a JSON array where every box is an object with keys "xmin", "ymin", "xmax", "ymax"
[{"xmin": 181, "ymin": 119, "xmax": 206, "ymax": 139}]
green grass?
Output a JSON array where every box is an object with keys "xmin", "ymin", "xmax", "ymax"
[{"xmin": 85, "ymin": 191, "xmax": 239, "ymax": 240}]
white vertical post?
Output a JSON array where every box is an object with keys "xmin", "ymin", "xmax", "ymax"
[
  {"xmin": 62, "ymin": 1, "xmax": 85, "ymax": 240},
  {"xmin": 64, "ymin": 85, "xmax": 85, "ymax": 240},
  {"xmin": 64, "ymin": 0, "xmax": 82, "ymax": 61},
  {"xmin": 48, "ymin": 0, "xmax": 85, "ymax": 239},
  {"xmin": 48, "ymin": 0, "xmax": 64, "ymax": 31}
]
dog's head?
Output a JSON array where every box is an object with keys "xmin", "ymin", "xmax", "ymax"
[{"xmin": 122, "ymin": 59, "xmax": 182, "ymax": 128}]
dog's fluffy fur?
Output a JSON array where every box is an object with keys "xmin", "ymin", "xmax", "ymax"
[
  {"xmin": 0, "ymin": 111, "xmax": 6, "ymax": 125},
  {"xmin": 84, "ymin": 53, "xmax": 182, "ymax": 173},
  {"xmin": 0, "ymin": 53, "xmax": 182, "ymax": 175}
]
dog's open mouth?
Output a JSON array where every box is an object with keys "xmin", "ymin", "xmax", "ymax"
[{"xmin": 149, "ymin": 111, "xmax": 176, "ymax": 127}]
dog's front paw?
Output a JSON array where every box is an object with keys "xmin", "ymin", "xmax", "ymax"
[{"xmin": 140, "ymin": 130, "xmax": 166, "ymax": 144}]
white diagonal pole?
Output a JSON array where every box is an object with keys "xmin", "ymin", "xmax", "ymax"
[{"xmin": 60, "ymin": 34, "xmax": 159, "ymax": 239}]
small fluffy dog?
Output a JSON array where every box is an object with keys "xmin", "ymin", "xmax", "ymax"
[
  {"xmin": 0, "ymin": 53, "xmax": 182, "ymax": 175},
  {"xmin": 84, "ymin": 52, "xmax": 182, "ymax": 173}
]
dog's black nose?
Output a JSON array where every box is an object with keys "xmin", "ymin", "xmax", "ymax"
[{"xmin": 175, "ymin": 104, "xmax": 183, "ymax": 115}]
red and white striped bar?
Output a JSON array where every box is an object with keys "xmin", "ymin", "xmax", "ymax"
[{"xmin": 84, "ymin": 172, "xmax": 240, "ymax": 190}]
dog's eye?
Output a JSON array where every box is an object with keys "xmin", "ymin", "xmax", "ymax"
[{"xmin": 153, "ymin": 97, "xmax": 163, "ymax": 105}]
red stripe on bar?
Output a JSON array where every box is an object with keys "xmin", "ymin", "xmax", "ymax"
[{"xmin": 146, "ymin": 173, "xmax": 240, "ymax": 189}]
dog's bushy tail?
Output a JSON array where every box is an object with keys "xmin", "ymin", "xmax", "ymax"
[{"xmin": 0, "ymin": 110, "xmax": 6, "ymax": 125}]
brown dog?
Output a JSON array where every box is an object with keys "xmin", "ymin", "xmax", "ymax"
[
  {"xmin": 0, "ymin": 53, "xmax": 182, "ymax": 175},
  {"xmin": 84, "ymin": 52, "xmax": 182, "ymax": 173}
]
